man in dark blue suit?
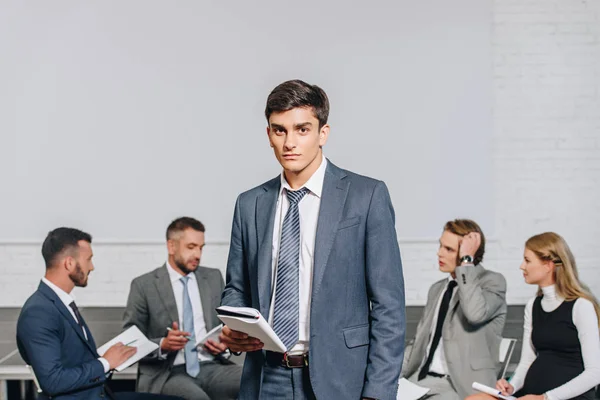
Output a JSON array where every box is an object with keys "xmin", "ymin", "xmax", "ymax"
[{"xmin": 17, "ymin": 227, "xmax": 181, "ymax": 400}]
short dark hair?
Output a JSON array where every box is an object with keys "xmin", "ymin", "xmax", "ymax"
[
  {"xmin": 166, "ymin": 217, "xmax": 205, "ymax": 240},
  {"xmin": 41, "ymin": 227, "xmax": 92, "ymax": 269},
  {"xmin": 443, "ymin": 219, "xmax": 486, "ymax": 265},
  {"xmin": 265, "ymin": 79, "xmax": 330, "ymax": 128}
]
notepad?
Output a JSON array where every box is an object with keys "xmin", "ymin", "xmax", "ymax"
[
  {"xmin": 472, "ymin": 382, "xmax": 516, "ymax": 400},
  {"xmin": 216, "ymin": 306, "xmax": 286, "ymax": 353},
  {"xmin": 397, "ymin": 378, "xmax": 430, "ymax": 400},
  {"xmin": 97, "ymin": 325, "xmax": 158, "ymax": 372},
  {"xmin": 196, "ymin": 324, "xmax": 224, "ymax": 348}
]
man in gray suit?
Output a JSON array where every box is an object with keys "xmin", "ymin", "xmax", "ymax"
[
  {"xmin": 123, "ymin": 217, "xmax": 242, "ymax": 400},
  {"xmin": 219, "ymin": 80, "xmax": 406, "ymax": 400},
  {"xmin": 402, "ymin": 219, "xmax": 507, "ymax": 400}
]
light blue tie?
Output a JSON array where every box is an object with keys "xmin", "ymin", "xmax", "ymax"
[
  {"xmin": 180, "ymin": 276, "xmax": 200, "ymax": 377},
  {"xmin": 273, "ymin": 187, "xmax": 309, "ymax": 350}
]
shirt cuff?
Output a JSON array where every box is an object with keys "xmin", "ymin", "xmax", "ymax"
[
  {"xmin": 158, "ymin": 338, "xmax": 167, "ymax": 359},
  {"xmin": 98, "ymin": 357, "xmax": 110, "ymax": 373}
]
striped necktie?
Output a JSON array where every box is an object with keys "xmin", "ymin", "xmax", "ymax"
[{"xmin": 272, "ymin": 187, "xmax": 309, "ymax": 350}]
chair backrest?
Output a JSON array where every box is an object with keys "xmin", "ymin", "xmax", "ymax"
[
  {"xmin": 26, "ymin": 365, "xmax": 43, "ymax": 393},
  {"xmin": 498, "ymin": 338, "xmax": 517, "ymax": 380}
]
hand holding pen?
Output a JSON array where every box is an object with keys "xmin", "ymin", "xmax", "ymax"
[
  {"xmin": 496, "ymin": 379, "xmax": 515, "ymax": 396},
  {"xmin": 160, "ymin": 321, "xmax": 192, "ymax": 352}
]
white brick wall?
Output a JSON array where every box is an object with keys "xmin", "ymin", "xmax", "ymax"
[
  {"xmin": 491, "ymin": 0, "xmax": 600, "ymax": 303},
  {"xmin": 0, "ymin": 239, "xmax": 500, "ymax": 307},
  {"xmin": 0, "ymin": 241, "xmax": 231, "ymax": 307},
  {"xmin": 1, "ymin": 0, "xmax": 598, "ymax": 307}
]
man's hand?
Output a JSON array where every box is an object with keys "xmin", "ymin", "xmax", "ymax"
[
  {"xmin": 459, "ymin": 232, "xmax": 481, "ymax": 261},
  {"xmin": 219, "ymin": 325, "xmax": 263, "ymax": 353},
  {"xmin": 203, "ymin": 339, "xmax": 228, "ymax": 355},
  {"xmin": 496, "ymin": 378, "xmax": 514, "ymax": 396},
  {"xmin": 102, "ymin": 342, "xmax": 137, "ymax": 370},
  {"xmin": 161, "ymin": 322, "xmax": 191, "ymax": 352}
]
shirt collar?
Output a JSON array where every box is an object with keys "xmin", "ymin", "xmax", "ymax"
[
  {"xmin": 166, "ymin": 260, "xmax": 196, "ymax": 284},
  {"xmin": 279, "ymin": 154, "xmax": 327, "ymax": 198},
  {"xmin": 541, "ymin": 284, "xmax": 559, "ymax": 300},
  {"xmin": 42, "ymin": 277, "xmax": 76, "ymax": 308}
]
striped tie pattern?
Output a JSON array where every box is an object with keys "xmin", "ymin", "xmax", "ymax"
[{"xmin": 272, "ymin": 187, "xmax": 309, "ymax": 350}]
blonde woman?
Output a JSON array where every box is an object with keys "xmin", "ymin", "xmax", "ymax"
[{"xmin": 468, "ymin": 232, "xmax": 600, "ymax": 400}]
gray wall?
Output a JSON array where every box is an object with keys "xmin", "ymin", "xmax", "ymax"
[{"xmin": 0, "ymin": 0, "xmax": 493, "ymax": 242}]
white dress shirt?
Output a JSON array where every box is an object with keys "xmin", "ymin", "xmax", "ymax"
[
  {"xmin": 41, "ymin": 277, "xmax": 110, "ymax": 373},
  {"xmin": 163, "ymin": 261, "xmax": 212, "ymax": 364},
  {"xmin": 509, "ymin": 285, "xmax": 600, "ymax": 400},
  {"xmin": 423, "ymin": 276, "xmax": 457, "ymax": 375},
  {"xmin": 268, "ymin": 155, "xmax": 327, "ymax": 354}
]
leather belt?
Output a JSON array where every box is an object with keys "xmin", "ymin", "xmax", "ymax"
[
  {"xmin": 427, "ymin": 371, "xmax": 449, "ymax": 378},
  {"xmin": 266, "ymin": 351, "xmax": 309, "ymax": 368}
]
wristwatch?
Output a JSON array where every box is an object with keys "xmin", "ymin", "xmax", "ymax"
[{"xmin": 460, "ymin": 255, "xmax": 473, "ymax": 264}]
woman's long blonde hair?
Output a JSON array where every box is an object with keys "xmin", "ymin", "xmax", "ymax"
[{"xmin": 525, "ymin": 232, "xmax": 600, "ymax": 328}]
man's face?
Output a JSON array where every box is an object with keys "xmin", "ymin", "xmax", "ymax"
[
  {"xmin": 168, "ymin": 229, "xmax": 205, "ymax": 275},
  {"xmin": 437, "ymin": 230, "xmax": 461, "ymax": 274},
  {"xmin": 69, "ymin": 241, "xmax": 94, "ymax": 287},
  {"xmin": 267, "ymin": 107, "xmax": 329, "ymax": 174}
]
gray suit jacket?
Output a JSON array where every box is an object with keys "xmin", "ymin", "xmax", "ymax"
[
  {"xmin": 221, "ymin": 160, "xmax": 406, "ymax": 400},
  {"xmin": 123, "ymin": 264, "xmax": 225, "ymax": 393},
  {"xmin": 402, "ymin": 264, "xmax": 507, "ymax": 399}
]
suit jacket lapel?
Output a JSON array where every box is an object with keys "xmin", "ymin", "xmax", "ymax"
[
  {"xmin": 312, "ymin": 163, "xmax": 350, "ymax": 299},
  {"xmin": 38, "ymin": 282, "xmax": 98, "ymax": 356},
  {"xmin": 255, "ymin": 177, "xmax": 280, "ymax": 317},
  {"xmin": 155, "ymin": 264, "xmax": 180, "ymax": 325},
  {"xmin": 449, "ymin": 284, "xmax": 460, "ymax": 314},
  {"xmin": 195, "ymin": 270, "xmax": 214, "ymax": 330},
  {"xmin": 414, "ymin": 281, "xmax": 445, "ymax": 355},
  {"xmin": 80, "ymin": 316, "xmax": 98, "ymax": 350}
]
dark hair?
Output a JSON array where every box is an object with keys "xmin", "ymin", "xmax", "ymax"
[
  {"xmin": 443, "ymin": 219, "xmax": 486, "ymax": 265},
  {"xmin": 166, "ymin": 217, "xmax": 205, "ymax": 240},
  {"xmin": 41, "ymin": 227, "xmax": 92, "ymax": 269},
  {"xmin": 265, "ymin": 79, "xmax": 330, "ymax": 128}
]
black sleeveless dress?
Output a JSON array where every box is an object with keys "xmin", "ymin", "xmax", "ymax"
[{"xmin": 515, "ymin": 297, "xmax": 595, "ymax": 400}]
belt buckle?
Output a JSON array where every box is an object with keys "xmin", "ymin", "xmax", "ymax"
[{"xmin": 283, "ymin": 352, "xmax": 308, "ymax": 368}]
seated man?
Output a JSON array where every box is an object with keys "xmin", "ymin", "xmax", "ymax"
[
  {"xmin": 17, "ymin": 227, "xmax": 180, "ymax": 400},
  {"xmin": 402, "ymin": 219, "xmax": 507, "ymax": 400},
  {"xmin": 123, "ymin": 217, "xmax": 242, "ymax": 400}
]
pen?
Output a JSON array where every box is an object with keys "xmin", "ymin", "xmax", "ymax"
[
  {"xmin": 124, "ymin": 339, "xmax": 138, "ymax": 346},
  {"xmin": 167, "ymin": 327, "xmax": 192, "ymax": 340}
]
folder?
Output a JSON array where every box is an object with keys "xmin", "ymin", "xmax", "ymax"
[{"xmin": 216, "ymin": 306, "xmax": 286, "ymax": 353}]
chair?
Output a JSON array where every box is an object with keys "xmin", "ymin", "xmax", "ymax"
[
  {"xmin": 26, "ymin": 365, "xmax": 42, "ymax": 393},
  {"xmin": 498, "ymin": 338, "xmax": 517, "ymax": 380}
]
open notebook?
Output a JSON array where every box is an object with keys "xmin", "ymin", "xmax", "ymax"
[
  {"xmin": 472, "ymin": 382, "xmax": 517, "ymax": 400},
  {"xmin": 97, "ymin": 325, "xmax": 158, "ymax": 372}
]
